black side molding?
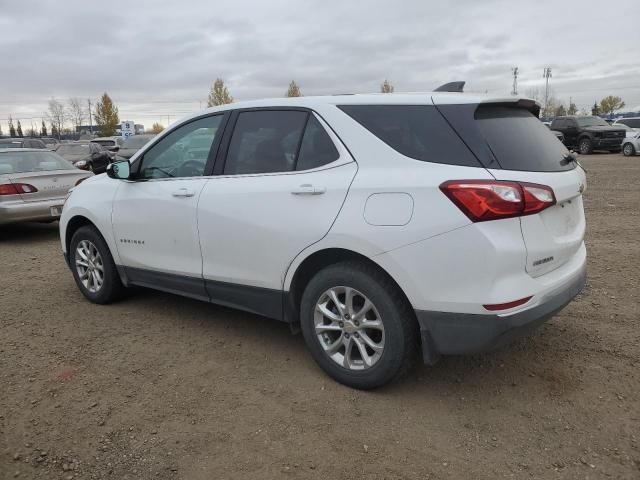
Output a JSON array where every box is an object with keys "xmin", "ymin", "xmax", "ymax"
[{"xmin": 433, "ymin": 81, "xmax": 465, "ymax": 93}]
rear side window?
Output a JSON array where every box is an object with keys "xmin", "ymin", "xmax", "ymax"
[
  {"xmin": 338, "ymin": 105, "xmax": 481, "ymax": 167},
  {"xmin": 296, "ymin": 115, "xmax": 339, "ymax": 171},
  {"xmin": 438, "ymin": 104, "xmax": 574, "ymax": 172}
]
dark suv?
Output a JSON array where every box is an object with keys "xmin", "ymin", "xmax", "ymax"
[{"xmin": 550, "ymin": 116, "xmax": 626, "ymax": 154}]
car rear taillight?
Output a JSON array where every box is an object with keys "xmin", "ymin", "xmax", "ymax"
[
  {"xmin": 440, "ymin": 180, "xmax": 555, "ymax": 222},
  {"xmin": 0, "ymin": 183, "xmax": 38, "ymax": 195}
]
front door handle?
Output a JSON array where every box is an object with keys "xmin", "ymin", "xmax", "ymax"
[
  {"xmin": 291, "ymin": 184, "xmax": 326, "ymax": 195},
  {"xmin": 172, "ymin": 188, "xmax": 196, "ymax": 197}
]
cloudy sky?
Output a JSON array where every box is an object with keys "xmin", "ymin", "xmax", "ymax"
[{"xmin": 1, "ymin": 0, "xmax": 639, "ymax": 133}]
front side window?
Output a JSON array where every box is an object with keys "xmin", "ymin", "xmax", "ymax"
[
  {"xmin": 576, "ymin": 116, "xmax": 609, "ymax": 127},
  {"xmin": 224, "ymin": 110, "xmax": 307, "ymax": 175},
  {"xmin": 138, "ymin": 115, "xmax": 223, "ymax": 179}
]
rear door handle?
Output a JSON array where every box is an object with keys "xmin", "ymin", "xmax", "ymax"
[
  {"xmin": 172, "ymin": 188, "xmax": 196, "ymax": 197},
  {"xmin": 291, "ymin": 184, "xmax": 326, "ymax": 195}
]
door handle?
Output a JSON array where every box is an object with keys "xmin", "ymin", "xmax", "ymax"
[
  {"xmin": 172, "ymin": 188, "xmax": 196, "ymax": 197},
  {"xmin": 291, "ymin": 184, "xmax": 326, "ymax": 195}
]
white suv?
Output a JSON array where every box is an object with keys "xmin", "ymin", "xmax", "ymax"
[{"xmin": 60, "ymin": 93, "xmax": 587, "ymax": 389}]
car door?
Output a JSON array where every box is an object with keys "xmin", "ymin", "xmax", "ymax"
[
  {"xmin": 111, "ymin": 113, "xmax": 227, "ymax": 300},
  {"xmin": 563, "ymin": 118, "xmax": 579, "ymax": 146},
  {"xmin": 198, "ymin": 109, "xmax": 357, "ymax": 318}
]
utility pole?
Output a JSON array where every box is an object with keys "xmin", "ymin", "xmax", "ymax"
[
  {"xmin": 511, "ymin": 67, "xmax": 519, "ymax": 96},
  {"xmin": 87, "ymin": 99, "xmax": 93, "ymax": 135},
  {"xmin": 543, "ymin": 67, "xmax": 552, "ymax": 114}
]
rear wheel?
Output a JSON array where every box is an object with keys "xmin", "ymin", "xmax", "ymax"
[
  {"xmin": 578, "ymin": 138, "xmax": 593, "ymax": 155},
  {"xmin": 623, "ymin": 143, "xmax": 636, "ymax": 156},
  {"xmin": 300, "ymin": 261, "xmax": 417, "ymax": 389},
  {"xmin": 70, "ymin": 226, "xmax": 125, "ymax": 304}
]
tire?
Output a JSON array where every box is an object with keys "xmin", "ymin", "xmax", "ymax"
[
  {"xmin": 578, "ymin": 137, "xmax": 593, "ymax": 155},
  {"xmin": 69, "ymin": 225, "xmax": 125, "ymax": 304},
  {"xmin": 300, "ymin": 261, "xmax": 418, "ymax": 389},
  {"xmin": 622, "ymin": 143, "xmax": 635, "ymax": 156}
]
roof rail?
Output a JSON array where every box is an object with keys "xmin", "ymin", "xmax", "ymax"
[{"xmin": 433, "ymin": 81, "xmax": 465, "ymax": 93}]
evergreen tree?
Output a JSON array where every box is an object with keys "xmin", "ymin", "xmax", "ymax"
[
  {"xmin": 380, "ymin": 79, "xmax": 395, "ymax": 93},
  {"xmin": 286, "ymin": 80, "xmax": 302, "ymax": 97},
  {"xmin": 207, "ymin": 78, "xmax": 234, "ymax": 107},
  {"xmin": 41, "ymin": 120, "xmax": 47, "ymax": 137},
  {"xmin": 94, "ymin": 92, "xmax": 120, "ymax": 137},
  {"xmin": 16, "ymin": 120, "xmax": 23, "ymax": 137},
  {"xmin": 591, "ymin": 102, "xmax": 600, "ymax": 116},
  {"xmin": 8, "ymin": 116, "xmax": 16, "ymax": 137}
]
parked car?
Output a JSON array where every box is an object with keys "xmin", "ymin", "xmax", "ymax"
[
  {"xmin": 552, "ymin": 130, "xmax": 564, "ymax": 143},
  {"xmin": 41, "ymin": 137, "xmax": 60, "ymax": 149},
  {"xmin": 61, "ymin": 93, "xmax": 587, "ymax": 389},
  {"xmin": 611, "ymin": 123, "xmax": 638, "ymax": 138},
  {"xmin": 0, "ymin": 149, "xmax": 91, "ymax": 225},
  {"xmin": 116, "ymin": 134, "xmax": 156, "ymax": 160},
  {"xmin": 55, "ymin": 142, "xmax": 114, "ymax": 174},
  {"xmin": 621, "ymin": 130, "xmax": 640, "ymax": 156},
  {"xmin": 91, "ymin": 137, "xmax": 124, "ymax": 153},
  {"xmin": 0, "ymin": 138, "xmax": 47, "ymax": 149},
  {"xmin": 613, "ymin": 117, "xmax": 640, "ymax": 129},
  {"xmin": 550, "ymin": 116, "xmax": 626, "ymax": 154}
]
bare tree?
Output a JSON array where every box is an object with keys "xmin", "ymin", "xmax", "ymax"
[
  {"xmin": 47, "ymin": 98, "xmax": 66, "ymax": 139},
  {"xmin": 68, "ymin": 97, "xmax": 86, "ymax": 132}
]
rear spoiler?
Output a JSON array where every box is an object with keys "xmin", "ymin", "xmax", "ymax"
[
  {"xmin": 479, "ymin": 98, "xmax": 541, "ymax": 117},
  {"xmin": 434, "ymin": 81, "xmax": 465, "ymax": 93}
]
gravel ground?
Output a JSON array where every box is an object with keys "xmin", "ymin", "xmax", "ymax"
[{"xmin": 1, "ymin": 153, "xmax": 639, "ymax": 479}]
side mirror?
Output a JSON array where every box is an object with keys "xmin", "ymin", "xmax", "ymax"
[
  {"xmin": 106, "ymin": 160, "xmax": 131, "ymax": 180},
  {"xmin": 110, "ymin": 146, "xmax": 120, "ymax": 152}
]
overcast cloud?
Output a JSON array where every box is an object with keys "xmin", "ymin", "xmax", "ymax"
[{"xmin": 1, "ymin": 0, "xmax": 639, "ymax": 131}]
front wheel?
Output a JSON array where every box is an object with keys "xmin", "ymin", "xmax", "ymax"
[
  {"xmin": 578, "ymin": 138, "xmax": 593, "ymax": 155},
  {"xmin": 300, "ymin": 261, "xmax": 418, "ymax": 389},
  {"xmin": 69, "ymin": 225, "xmax": 125, "ymax": 304},
  {"xmin": 623, "ymin": 143, "xmax": 636, "ymax": 156}
]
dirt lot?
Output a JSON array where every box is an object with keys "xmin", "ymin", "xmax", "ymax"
[{"xmin": 1, "ymin": 153, "xmax": 639, "ymax": 479}]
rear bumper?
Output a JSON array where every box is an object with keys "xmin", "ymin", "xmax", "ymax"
[
  {"xmin": 0, "ymin": 198, "xmax": 65, "ymax": 225},
  {"xmin": 415, "ymin": 263, "xmax": 586, "ymax": 364}
]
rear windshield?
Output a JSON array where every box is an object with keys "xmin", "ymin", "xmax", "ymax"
[
  {"xmin": 57, "ymin": 144, "xmax": 91, "ymax": 154},
  {"xmin": 338, "ymin": 105, "xmax": 482, "ymax": 167},
  {"xmin": 0, "ymin": 151, "xmax": 75, "ymax": 174},
  {"xmin": 0, "ymin": 141, "xmax": 24, "ymax": 148},
  {"xmin": 438, "ymin": 104, "xmax": 574, "ymax": 172}
]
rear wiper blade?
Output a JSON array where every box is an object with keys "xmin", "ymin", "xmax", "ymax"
[{"xmin": 560, "ymin": 152, "xmax": 577, "ymax": 165}]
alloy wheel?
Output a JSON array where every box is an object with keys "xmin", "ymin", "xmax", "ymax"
[
  {"xmin": 314, "ymin": 286, "xmax": 385, "ymax": 370},
  {"xmin": 75, "ymin": 239, "xmax": 104, "ymax": 293}
]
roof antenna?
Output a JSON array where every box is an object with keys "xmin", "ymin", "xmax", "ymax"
[{"xmin": 433, "ymin": 81, "xmax": 465, "ymax": 93}]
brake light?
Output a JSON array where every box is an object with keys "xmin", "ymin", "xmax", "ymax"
[
  {"xmin": 440, "ymin": 180, "xmax": 555, "ymax": 222},
  {"xmin": 0, "ymin": 183, "xmax": 38, "ymax": 195}
]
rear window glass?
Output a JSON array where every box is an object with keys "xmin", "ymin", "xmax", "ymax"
[
  {"xmin": 437, "ymin": 104, "xmax": 574, "ymax": 172},
  {"xmin": 0, "ymin": 151, "xmax": 75, "ymax": 174},
  {"xmin": 338, "ymin": 105, "xmax": 481, "ymax": 167},
  {"xmin": 474, "ymin": 106, "xmax": 573, "ymax": 172}
]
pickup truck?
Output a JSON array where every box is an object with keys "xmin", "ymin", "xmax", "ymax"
[{"xmin": 550, "ymin": 116, "xmax": 626, "ymax": 154}]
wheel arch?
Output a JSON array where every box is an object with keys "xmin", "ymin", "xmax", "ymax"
[{"xmin": 285, "ymin": 247, "xmax": 413, "ymax": 326}]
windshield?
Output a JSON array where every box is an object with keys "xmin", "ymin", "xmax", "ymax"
[
  {"xmin": 57, "ymin": 144, "xmax": 92, "ymax": 154},
  {"xmin": 576, "ymin": 116, "xmax": 610, "ymax": 127},
  {"xmin": 0, "ymin": 151, "xmax": 75, "ymax": 174},
  {"xmin": 123, "ymin": 135, "xmax": 153, "ymax": 148}
]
